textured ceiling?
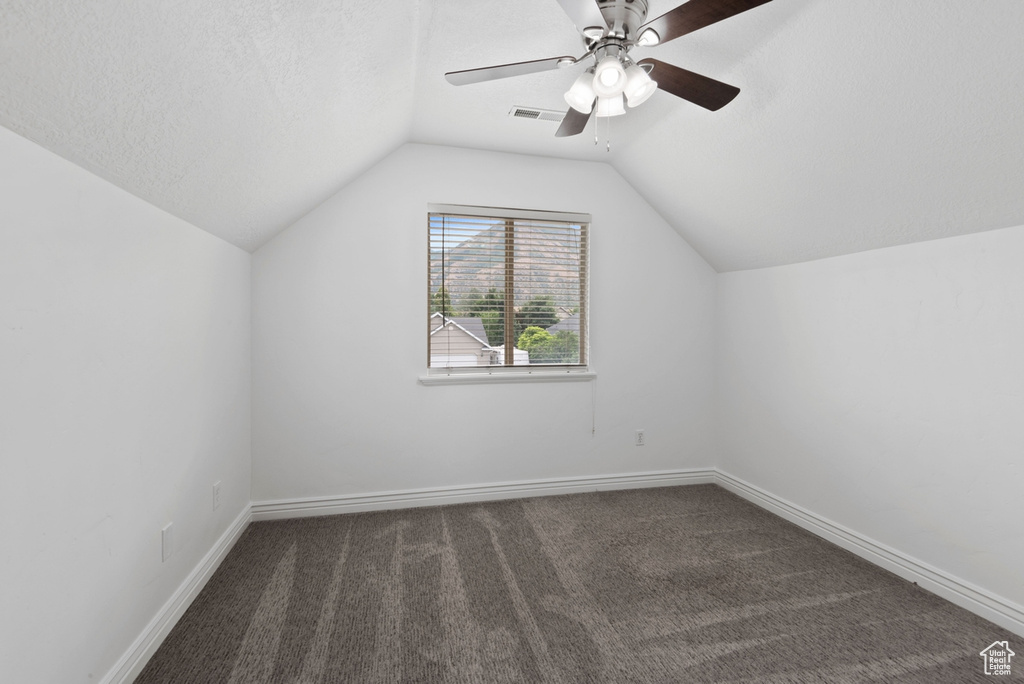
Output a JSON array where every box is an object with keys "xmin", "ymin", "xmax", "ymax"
[
  {"xmin": 2, "ymin": 0, "xmax": 1024, "ymax": 270},
  {"xmin": 0, "ymin": 0, "xmax": 419, "ymax": 252}
]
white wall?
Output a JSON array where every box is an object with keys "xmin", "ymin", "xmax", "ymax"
[
  {"xmin": 252, "ymin": 143, "xmax": 717, "ymax": 501},
  {"xmin": 0, "ymin": 126, "xmax": 251, "ymax": 683},
  {"xmin": 716, "ymin": 225, "xmax": 1024, "ymax": 612}
]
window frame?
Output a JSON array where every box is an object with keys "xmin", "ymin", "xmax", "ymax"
[{"xmin": 423, "ymin": 203, "xmax": 592, "ymax": 384}]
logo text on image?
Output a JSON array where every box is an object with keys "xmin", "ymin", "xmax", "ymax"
[{"xmin": 980, "ymin": 641, "xmax": 1015, "ymax": 676}]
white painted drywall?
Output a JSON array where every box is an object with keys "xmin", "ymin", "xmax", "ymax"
[
  {"xmin": 716, "ymin": 226, "xmax": 1024, "ymax": 610},
  {"xmin": 0, "ymin": 125, "xmax": 251, "ymax": 683},
  {"xmin": 252, "ymin": 143, "xmax": 717, "ymax": 501}
]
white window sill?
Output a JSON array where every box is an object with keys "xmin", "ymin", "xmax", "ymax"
[{"xmin": 419, "ymin": 370, "xmax": 596, "ymax": 386}]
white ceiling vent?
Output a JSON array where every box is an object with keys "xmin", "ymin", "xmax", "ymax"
[{"xmin": 508, "ymin": 106, "xmax": 565, "ymax": 122}]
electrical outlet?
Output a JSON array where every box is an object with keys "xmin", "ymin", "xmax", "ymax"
[
  {"xmin": 213, "ymin": 481, "xmax": 221, "ymax": 511},
  {"xmin": 161, "ymin": 523, "xmax": 173, "ymax": 562},
  {"xmin": 635, "ymin": 429, "xmax": 645, "ymax": 446}
]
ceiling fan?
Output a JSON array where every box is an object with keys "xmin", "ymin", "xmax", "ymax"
[{"xmin": 445, "ymin": 0, "xmax": 773, "ymax": 137}]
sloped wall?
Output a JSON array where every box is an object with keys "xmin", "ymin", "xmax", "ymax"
[
  {"xmin": 252, "ymin": 143, "xmax": 717, "ymax": 501},
  {"xmin": 0, "ymin": 125, "xmax": 252, "ymax": 683},
  {"xmin": 716, "ymin": 225, "xmax": 1024, "ymax": 616}
]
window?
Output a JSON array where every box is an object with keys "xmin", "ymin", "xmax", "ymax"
[{"xmin": 428, "ymin": 204, "xmax": 589, "ymax": 372}]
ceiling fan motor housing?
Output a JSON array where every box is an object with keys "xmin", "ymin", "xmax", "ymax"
[{"xmin": 594, "ymin": 0, "xmax": 650, "ymax": 43}]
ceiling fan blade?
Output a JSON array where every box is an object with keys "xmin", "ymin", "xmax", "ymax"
[
  {"xmin": 445, "ymin": 56, "xmax": 577, "ymax": 86},
  {"xmin": 555, "ymin": 103, "xmax": 595, "ymax": 137},
  {"xmin": 639, "ymin": 59, "xmax": 740, "ymax": 111},
  {"xmin": 637, "ymin": 0, "xmax": 772, "ymax": 46},
  {"xmin": 554, "ymin": 0, "xmax": 608, "ymax": 35}
]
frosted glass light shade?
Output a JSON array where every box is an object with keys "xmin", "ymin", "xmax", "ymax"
[
  {"xmin": 592, "ymin": 56, "xmax": 626, "ymax": 98},
  {"xmin": 624, "ymin": 64, "xmax": 657, "ymax": 107},
  {"xmin": 595, "ymin": 94, "xmax": 625, "ymax": 118},
  {"xmin": 564, "ymin": 71, "xmax": 596, "ymax": 114}
]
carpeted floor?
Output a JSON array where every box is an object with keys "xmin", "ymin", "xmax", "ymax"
[{"xmin": 137, "ymin": 485, "xmax": 1017, "ymax": 682}]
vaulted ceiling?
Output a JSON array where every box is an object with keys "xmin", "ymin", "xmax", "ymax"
[{"xmin": 3, "ymin": 0, "xmax": 1023, "ymax": 271}]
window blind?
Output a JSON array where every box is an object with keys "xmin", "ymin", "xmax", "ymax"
[{"xmin": 428, "ymin": 206, "xmax": 589, "ymax": 369}]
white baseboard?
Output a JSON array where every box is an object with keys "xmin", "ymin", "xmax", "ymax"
[
  {"xmin": 251, "ymin": 468, "xmax": 717, "ymax": 521},
  {"xmin": 715, "ymin": 470, "xmax": 1024, "ymax": 638},
  {"xmin": 101, "ymin": 505, "xmax": 252, "ymax": 684}
]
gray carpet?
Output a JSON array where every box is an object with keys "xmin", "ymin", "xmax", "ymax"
[{"xmin": 137, "ymin": 485, "xmax": 1018, "ymax": 682}]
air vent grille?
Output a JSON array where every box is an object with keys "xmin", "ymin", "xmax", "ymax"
[{"xmin": 508, "ymin": 106, "xmax": 565, "ymax": 122}]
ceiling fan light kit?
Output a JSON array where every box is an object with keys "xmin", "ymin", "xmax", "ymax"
[{"xmin": 445, "ymin": 0, "xmax": 774, "ymax": 136}]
